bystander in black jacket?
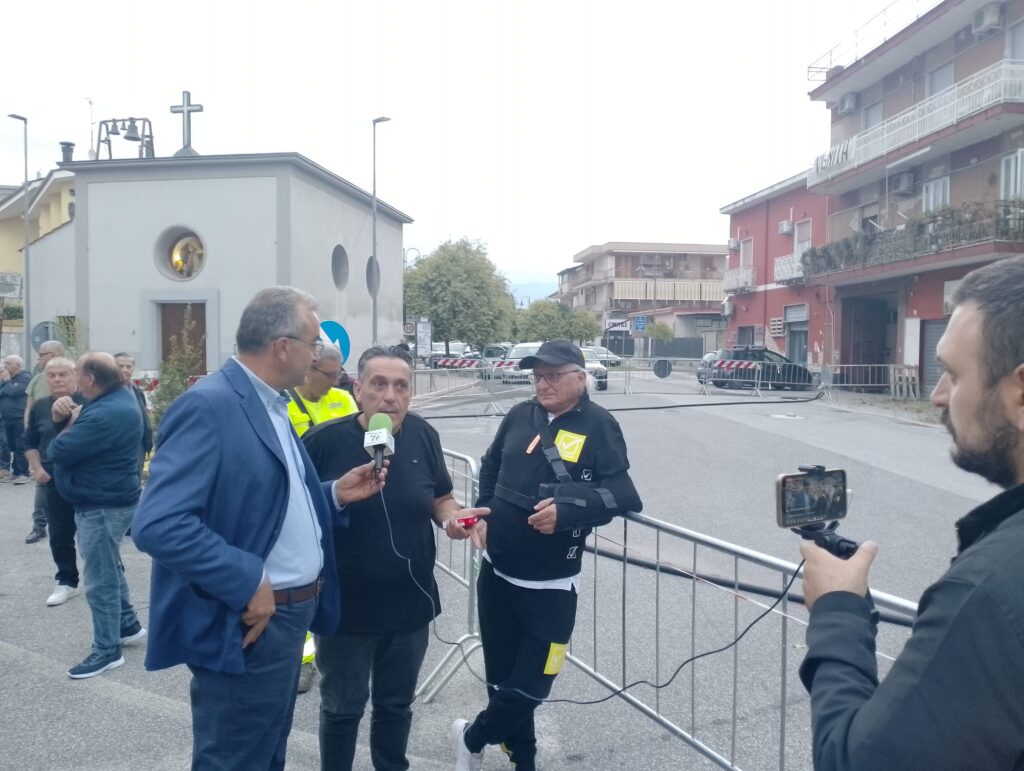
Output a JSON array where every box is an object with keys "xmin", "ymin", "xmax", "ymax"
[
  {"xmin": 800, "ymin": 483, "xmax": 1024, "ymax": 770},
  {"xmin": 478, "ymin": 392, "xmax": 642, "ymax": 581}
]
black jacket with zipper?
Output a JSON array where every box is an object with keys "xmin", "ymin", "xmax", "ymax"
[{"xmin": 477, "ymin": 392, "xmax": 642, "ymax": 581}]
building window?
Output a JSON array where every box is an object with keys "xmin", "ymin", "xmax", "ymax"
[
  {"xmin": 863, "ymin": 101, "xmax": 883, "ymax": 129},
  {"xmin": 794, "ymin": 219, "xmax": 812, "ymax": 260},
  {"xmin": 739, "ymin": 238, "xmax": 753, "ymax": 267},
  {"xmin": 169, "ymin": 235, "xmax": 205, "ymax": 279},
  {"xmin": 922, "ymin": 177, "xmax": 950, "ymax": 213},
  {"xmin": 1000, "ymin": 150, "xmax": 1024, "ymax": 199},
  {"xmin": 1010, "ymin": 20, "xmax": 1024, "ymax": 58},
  {"xmin": 155, "ymin": 227, "xmax": 206, "ymax": 281},
  {"xmin": 927, "ymin": 61, "xmax": 954, "ymax": 96}
]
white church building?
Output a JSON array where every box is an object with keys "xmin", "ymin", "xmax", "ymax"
[{"xmin": 11, "ymin": 97, "xmax": 410, "ymax": 371}]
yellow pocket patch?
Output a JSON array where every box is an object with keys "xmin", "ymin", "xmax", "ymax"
[
  {"xmin": 543, "ymin": 642, "xmax": 567, "ymax": 675},
  {"xmin": 553, "ymin": 430, "xmax": 586, "ymax": 464}
]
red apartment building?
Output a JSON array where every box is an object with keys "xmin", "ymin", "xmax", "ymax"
[
  {"xmin": 720, "ymin": 172, "xmax": 832, "ymax": 367},
  {"xmin": 723, "ymin": 0, "xmax": 1024, "ymax": 391}
]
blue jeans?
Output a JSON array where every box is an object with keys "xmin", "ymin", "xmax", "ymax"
[
  {"xmin": 189, "ymin": 597, "xmax": 317, "ymax": 771},
  {"xmin": 317, "ymin": 625, "xmax": 430, "ymax": 771},
  {"xmin": 75, "ymin": 505, "xmax": 140, "ymax": 657}
]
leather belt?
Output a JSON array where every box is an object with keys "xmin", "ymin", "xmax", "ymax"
[{"xmin": 273, "ymin": 578, "xmax": 322, "ymax": 605}]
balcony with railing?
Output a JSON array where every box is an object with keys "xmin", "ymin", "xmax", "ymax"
[
  {"xmin": 724, "ymin": 265, "xmax": 757, "ymax": 293},
  {"xmin": 802, "ymin": 200, "xmax": 1024, "ymax": 277},
  {"xmin": 773, "ymin": 254, "xmax": 805, "ymax": 284},
  {"xmin": 809, "ymin": 59, "xmax": 1024, "ymax": 187}
]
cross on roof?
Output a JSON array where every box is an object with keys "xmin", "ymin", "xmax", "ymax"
[{"xmin": 170, "ymin": 90, "xmax": 203, "ymax": 157}]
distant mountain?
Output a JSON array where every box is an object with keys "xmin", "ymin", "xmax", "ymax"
[{"xmin": 508, "ymin": 280, "xmax": 557, "ymax": 306}]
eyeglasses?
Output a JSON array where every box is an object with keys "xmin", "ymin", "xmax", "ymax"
[
  {"xmin": 311, "ymin": 366, "xmax": 341, "ymax": 381},
  {"xmin": 283, "ymin": 336, "xmax": 324, "ymax": 355},
  {"xmin": 530, "ymin": 369, "xmax": 581, "ymax": 385}
]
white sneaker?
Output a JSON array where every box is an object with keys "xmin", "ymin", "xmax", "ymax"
[
  {"xmin": 452, "ymin": 719, "xmax": 483, "ymax": 771},
  {"xmin": 46, "ymin": 584, "xmax": 80, "ymax": 606}
]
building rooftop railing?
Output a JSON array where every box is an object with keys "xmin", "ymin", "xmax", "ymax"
[{"xmin": 807, "ymin": 0, "xmax": 943, "ymax": 80}]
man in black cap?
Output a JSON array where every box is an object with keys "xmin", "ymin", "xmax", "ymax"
[{"xmin": 451, "ymin": 339, "xmax": 643, "ymax": 771}]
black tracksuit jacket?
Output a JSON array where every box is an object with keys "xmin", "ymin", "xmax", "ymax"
[{"xmin": 476, "ymin": 393, "xmax": 642, "ymax": 581}]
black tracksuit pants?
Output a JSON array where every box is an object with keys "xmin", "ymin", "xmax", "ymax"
[{"xmin": 465, "ymin": 559, "xmax": 577, "ymax": 768}]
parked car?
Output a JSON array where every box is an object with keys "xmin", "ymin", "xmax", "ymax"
[
  {"xmin": 501, "ymin": 343, "xmax": 609, "ymax": 391},
  {"xmin": 696, "ymin": 350, "xmax": 719, "ymax": 384},
  {"xmin": 707, "ymin": 346, "xmax": 814, "ymax": 390},
  {"xmin": 579, "ymin": 348, "xmax": 610, "ymax": 390},
  {"xmin": 476, "ymin": 344, "xmax": 512, "ymax": 379},
  {"xmin": 589, "ymin": 345, "xmax": 623, "ymax": 367},
  {"xmin": 500, "ymin": 342, "xmax": 543, "ymax": 385},
  {"xmin": 428, "ymin": 341, "xmax": 474, "ymax": 368}
]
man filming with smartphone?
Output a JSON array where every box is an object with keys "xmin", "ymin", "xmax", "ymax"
[{"xmin": 798, "ymin": 256, "xmax": 1024, "ymax": 770}]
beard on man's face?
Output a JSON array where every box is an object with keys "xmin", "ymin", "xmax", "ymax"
[{"xmin": 942, "ymin": 403, "xmax": 1020, "ymax": 489}]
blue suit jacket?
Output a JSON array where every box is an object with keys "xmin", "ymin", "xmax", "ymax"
[{"xmin": 133, "ymin": 358, "xmax": 342, "ymax": 673}]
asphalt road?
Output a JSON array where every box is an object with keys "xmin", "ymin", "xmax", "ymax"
[{"xmin": 0, "ymin": 373, "xmax": 996, "ymax": 770}]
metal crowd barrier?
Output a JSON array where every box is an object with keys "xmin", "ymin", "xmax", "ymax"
[
  {"xmin": 424, "ymin": 450, "xmax": 919, "ymax": 769},
  {"xmin": 416, "ymin": 450, "xmax": 483, "ymax": 702},
  {"xmin": 412, "ymin": 367, "xmax": 479, "ymax": 397},
  {"xmin": 819, "ymin": 364, "xmax": 920, "ymax": 400}
]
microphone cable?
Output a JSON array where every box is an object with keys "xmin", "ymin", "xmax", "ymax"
[
  {"xmin": 418, "ymin": 390, "xmax": 825, "ymax": 420},
  {"xmin": 374, "ymin": 480, "xmax": 808, "ymax": 707}
]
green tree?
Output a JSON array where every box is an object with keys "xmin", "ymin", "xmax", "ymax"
[
  {"xmin": 517, "ymin": 300, "xmax": 570, "ymax": 341},
  {"xmin": 151, "ymin": 304, "xmax": 204, "ymax": 428},
  {"xmin": 54, "ymin": 315, "xmax": 86, "ymax": 359},
  {"xmin": 643, "ymin": 321, "xmax": 674, "ymax": 355},
  {"xmin": 404, "ymin": 239, "xmax": 514, "ymax": 351},
  {"xmin": 566, "ymin": 308, "xmax": 601, "ymax": 345}
]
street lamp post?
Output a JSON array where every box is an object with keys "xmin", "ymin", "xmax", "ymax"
[
  {"xmin": 402, "ymin": 246, "xmax": 421, "ymax": 330},
  {"xmin": 371, "ymin": 116, "xmax": 390, "ymax": 345},
  {"xmin": 8, "ymin": 114, "xmax": 29, "ymax": 362}
]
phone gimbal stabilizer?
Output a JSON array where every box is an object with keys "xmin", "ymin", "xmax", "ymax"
[{"xmin": 789, "ymin": 465, "xmax": 860, "ymax": 560}]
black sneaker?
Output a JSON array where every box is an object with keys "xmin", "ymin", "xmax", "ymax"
[
  {"xmin": 68, "ymin": 651, "xmax": 125, "ymax": 680},
  {"xmin": 120, "ymin": 622, "xmax": 147, "ymax": 645},
  {"xmin": 25, "ymin": 528, "xmax": 47, "ymax": 544}
]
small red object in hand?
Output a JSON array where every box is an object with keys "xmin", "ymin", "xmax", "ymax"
[{"xmin": 456, "ymin": 516, "xmax": 480, "ymax": 528}]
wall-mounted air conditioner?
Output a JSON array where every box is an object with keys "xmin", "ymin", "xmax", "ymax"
[
  {"xmin": 778, "ymin": 219, "xmax": 794, "ymax": 236},
  {"xmin": 722, "ymin": 300, "xmax": 734, "ymax": 318},
  {"xmin": 837, "ymin": 92, "xmax": 859, "ymax": 116},
  {"xmin": 728, "ymin": 238, "xmax": 740, "ymax": 251},
  {"xmin": 891, "ymin": 172, "xmax": 915, "ymax": 197},
  {"xmin": 972, "ymin": 3, "xmax": 1002, "ymax": 36}
]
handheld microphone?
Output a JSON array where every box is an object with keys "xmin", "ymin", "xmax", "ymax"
[{"xmin": 364, "ymin": 413, "xmax": 395, "ymax": 474}]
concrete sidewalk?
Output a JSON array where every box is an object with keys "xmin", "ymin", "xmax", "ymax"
[{"xmin": 1, "ymin": 482, "xmax": 701, "ymax": 771}]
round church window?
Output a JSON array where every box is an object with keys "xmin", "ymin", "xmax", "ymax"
[
  {"xmin": 155, "ymin": 226, "xmax": 207, "ymax": 282},
  {"xmin": 331, "ymin": 245, "xmax": 349, "ymax": 290},
  {"xmin": 169, "ymin": 235, "xmax": 205, "ymax": 279}
]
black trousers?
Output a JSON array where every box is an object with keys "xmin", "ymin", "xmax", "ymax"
[
  {"xmin": 44, "ymin": 481, "xmax": 79, "ymax": 587},
  {"xmin": 465, "ymin": 559, "xmax": 577, "ymax": 767}
]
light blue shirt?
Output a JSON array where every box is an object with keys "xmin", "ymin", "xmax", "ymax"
[{"xmin": 234, "ymin": 357, "xmax": 324, "ymax": 589}]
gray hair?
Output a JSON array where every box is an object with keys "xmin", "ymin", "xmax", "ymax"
[
  {"xmin": 45, "ymin": 357, "xmax": 76, "ymax": 373},
  {"xmin": 236, "ymin": 286, "xmax": 317, "ymax": 354},
  {"xmin": 357, "ymin": 345, "xmax": 414, "ymax": 380},
  {"xmin": 40, "ymin": 341, "xmax": 66, "ymax": 356},
  {"xmin": 318, "ymin": 344, "xmax": 343, "ymax": 365},
  {"xmin": 953, "ymin": 255, "xmax": 1024, "ymax": 387},
  {"xmin": 4, "ymin": 354, "xmax": 23, "ymax": 367}
]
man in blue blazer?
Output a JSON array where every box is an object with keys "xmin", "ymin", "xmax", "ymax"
[{"xmin": 134, "ymin": 287, "xmax": 384, "ymax": 771}]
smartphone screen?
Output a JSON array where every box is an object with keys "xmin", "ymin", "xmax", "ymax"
[{"xmin": 776, "ymin": 469, "xmax": 847, "ymax": 528}]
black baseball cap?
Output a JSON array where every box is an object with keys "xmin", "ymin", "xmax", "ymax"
[{"xmin": 519, "ymin": 339, "xmax": 585, "ymax": 370}]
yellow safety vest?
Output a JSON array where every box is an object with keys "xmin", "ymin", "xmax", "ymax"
[{"xmin": 287, "ymin": 387, "xmax": 358, "ymax": 436}]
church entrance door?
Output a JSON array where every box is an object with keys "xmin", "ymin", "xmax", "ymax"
[{"xmin": 160, "ymin": 302, "xmax": 208, "ymax": 374}]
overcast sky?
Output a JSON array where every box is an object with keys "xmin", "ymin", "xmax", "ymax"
[{"xmin": 2, "ymin": 0, "xmax": 901, "ymax": 286}]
